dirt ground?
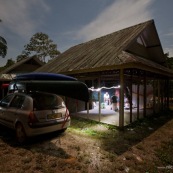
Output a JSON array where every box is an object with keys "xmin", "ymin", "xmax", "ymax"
[{"xmin": 0, "ymin": 112, "xmax": 173, "ymax": 173}]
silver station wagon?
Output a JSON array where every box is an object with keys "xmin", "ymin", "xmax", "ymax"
[{"xmin": 0, "ymin": 91, "xmax": 70, "ymax": 143}]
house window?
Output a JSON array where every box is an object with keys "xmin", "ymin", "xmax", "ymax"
[{"xmin": 137, "ymin": 36, "xmax": 146, "ymax": 46}]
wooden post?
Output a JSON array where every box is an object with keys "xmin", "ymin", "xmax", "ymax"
[
  {"xmin": 153, "ymin": 80, "xmax": 156, "ymax": 114},
  {"xmin": 119, "ymin": 69, "xmax": 124, "ymax": 127},
  {"xmin": 166, "ymin": 79, "xmax": 170, "ymax": 109},
  {"xmin": 130, "ymin": 70, "xmax": 133, "ymax": 123},
  {"xmin": 98, "ymin": 77, "xmax": 101, "ymax": 122},
  {"xmin": 143, "ymin": 72, "xmax": 146, "ymax": 117},
  {"xmin": 87, "ymin": 102, "xmax": 89, "ymax": 119},
  {"xmin": 98, "ymin": 90, "xmax": 101, "ymax": 122},
  {"xmin": 164, "ymin": 79, "xmax": 168, "ymax": 109},
  {"xmin": 160, "ymin": 80, "xmax": 164, "ymax": 110},
  {"xmin": 137, "ymin": 71, "xmax": 140, "ymax": 119},
  {"xmin": 158, "ymin": 80, "xmax": 161, "ymax": 112},
  {"xmin": 75, "ymin": 100, "xmax": 78, "ymax": 113}
]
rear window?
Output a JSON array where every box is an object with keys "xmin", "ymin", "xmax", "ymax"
[
  {"xmin": 31, "ymin": 93, "xmax": 65, "ymax": 110},
  {"xmin": 10, "ymin": 95, "xmax": 25, "ymax": 108},
  {"xmin": 0, "ymin": 94, "xmax": 13, "ymax": 107}
]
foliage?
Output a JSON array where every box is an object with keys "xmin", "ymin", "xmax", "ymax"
[
  {"xmin": 0, "ymin": 58, "xmax": 15, "ymax": 72},
  {"xmin": 0, "ymin": 20, "xmax": 7, "ymax": 58},
  {"xmin": 166, "ymin": 57, "xmax": 173, "ymax": 69},
  {"xmin": 5, "ymin": 58, "xmax": 15, "ymax": 67},
  {"xmin": 164, "ymin": 53, "xmax": 173, "ymax": 69},
  {"xmin": 0, "ymin": 36, "xmax": 7, "ymax": 58},
  {"xmin": 23, "ymin": 32, "xmax": 60, "ymax": 62},
  {"xmin": 16, "ymin": 54, "xmax": 27, "ymax": 62}
]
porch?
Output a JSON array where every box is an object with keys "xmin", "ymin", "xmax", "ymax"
[{"xmin": 71, "ymin": 104, "xmax": 153, "ymax": 126}]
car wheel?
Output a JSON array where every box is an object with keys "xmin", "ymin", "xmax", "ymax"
[{"xmin": 15, "ymin": 123, "xmax": 26, "ymax": 144}]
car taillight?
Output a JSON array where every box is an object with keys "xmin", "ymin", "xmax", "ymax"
[{"xmin": 28, "ymin": 111, "xmax": 38, "ymax": 125}]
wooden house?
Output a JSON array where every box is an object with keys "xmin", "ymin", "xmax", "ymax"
[
  {"xmin": 36, "ymin": 20, "xmax": 173, "ymax": 127},
  {"xmin": 0, "ymin": 56, "xmax": 44, "ymax": 99}
]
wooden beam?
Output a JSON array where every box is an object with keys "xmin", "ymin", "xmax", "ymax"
[{"xmin": 146, "ymin": 44, "xmax": 161, "ymax": 48}]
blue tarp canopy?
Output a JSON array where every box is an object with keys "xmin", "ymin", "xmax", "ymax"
[{"xmin": 10, "ymin": 73, "xmax": 89, "ymax": 102}]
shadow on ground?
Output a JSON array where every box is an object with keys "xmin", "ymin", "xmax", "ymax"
[
  {"xmin": 70, "ymin": 110, "xmax": 173, "ymax": 156},
  {"xmin": 0, "ymin": 125, "xmax": 71, "ymax": 159},
  {"xmin": 101, "ymin": 112, "xmax": 173, "ymax": 155},
  {"xmin": 0, "ymin": 110, "xmax": 172, "ymax": 159}
]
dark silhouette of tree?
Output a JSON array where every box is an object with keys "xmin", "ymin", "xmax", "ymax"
[
  {"xmin": 16, "ymin": 54, "xmax": 27, "ymax": 62},
  {"xmin": 165, "ymin": 52, "xmax": 173, "ymax": 69},
  {"xmin": 0, "ymin": 20, "xmax": 7, "ymax": 58},
  {"xmin": 0, "ymin": 36, "xmax": 7, "ymax": 58},
  {"xmin": 5, "ymin": 58, "xmax": 15, "ymax": 67},
  {"xmin": 0, "ymin": 58, "xmax": 15, "ymax": 72},
  {"xmin": 23, "ymin": 32, "xmax": 60, "ymax": 62}
]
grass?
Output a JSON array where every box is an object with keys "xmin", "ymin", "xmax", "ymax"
[
  {"xmin": 156, "ymin": 139, "xmax": 173, "ymax": 165},
  {"xmin": 69, "ymin": 112, "xmax": 173, "ymax": 152},
  {"xmin": 0, "ymin": 111, "xmax": 173, "ymax": 172},
  {"xmin": 68, "ymin": 112, "xmax": 173, "ymax": 172},
  {"xmin": 69, "ymin": 117, "xmax": 118, "ymax": 138}
]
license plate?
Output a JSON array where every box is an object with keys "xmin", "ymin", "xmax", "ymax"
[{"xmin": 47, "ymin": 113, "xmax": 62, "ymax": 119}]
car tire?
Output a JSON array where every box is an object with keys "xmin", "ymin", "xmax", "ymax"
[{"xmin": 15, "ymin": 123, "xmax": 27, "ymax": 144}]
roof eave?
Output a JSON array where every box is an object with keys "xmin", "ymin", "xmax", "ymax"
[{"xmin": 61, "ymin": 62, "xmax": 173, "ymax": 77}]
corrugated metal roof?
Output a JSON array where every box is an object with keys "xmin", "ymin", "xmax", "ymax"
[{"xmin": 36, "ymin": 20, "xmax": 173, "ymax": 76}]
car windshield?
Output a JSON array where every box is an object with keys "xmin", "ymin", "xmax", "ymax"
[{"xmin": 30, "ymin": 93, "xmax": 65, "ymax": 110}]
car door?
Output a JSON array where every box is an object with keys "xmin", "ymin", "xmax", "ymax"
[
  {"xmin": 4, "ymin": 95, "xmax": 25, "ymax": 129},
  {"xmin": 0, "ymin": 94, "xmax": 14, "ymax": 126}
]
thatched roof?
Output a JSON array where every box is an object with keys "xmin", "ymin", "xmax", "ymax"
[{"xmin": 36, "ymin": 20, "xmax": 173, "ymax": 77}]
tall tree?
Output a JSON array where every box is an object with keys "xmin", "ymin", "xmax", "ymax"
[
  {"xmin": 0, "ymin": 20, "xmax": 7, "ymax": 58},
  {"xmin": 23, "ymin": 32, "xmax": 60, "ymax": 62}
]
